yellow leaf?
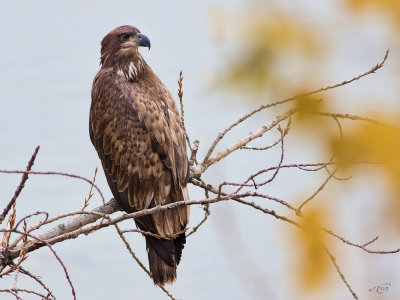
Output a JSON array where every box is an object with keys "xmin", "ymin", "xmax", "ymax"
[{"xmin": 295, "ymin": 208, "xmax": 331, "ymax": 289}]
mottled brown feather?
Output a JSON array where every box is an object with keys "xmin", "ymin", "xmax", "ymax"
[
  {"xmin": 89, "ymin": 26, "xmax": 190, "ymax": 285},
  {"xmin": 90, "ymin": 66, "xmax": 189, "ymax": 233}
]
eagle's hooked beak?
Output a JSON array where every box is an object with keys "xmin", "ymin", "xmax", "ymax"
[{"xmin": 137, "ymin": 33, "xmax": 151, "ymax": 50}]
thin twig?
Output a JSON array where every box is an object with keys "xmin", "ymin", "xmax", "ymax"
[
  {"xmin": 332, "ymin": 116, "xmax": 343, "ymax": 140},
  {"xmin": 114, "ymin": 224, "xmax": 151, "ymax": 276},
  {"xmin": 1, "ymin": 222, "xmax": 30, "ymax": 277},
  {"xmin": 119, "ymin": 229, "xmax": 163, "ymax": 239},
  {"xmin": 322, "ymin": 228, "xmax": 399, "ymax": 254},
  {"xmin": 0, "ymin": 170, "xmax": 105, "ymax": 209},
  {"xmin": 177, "ymin": 70, "xmax": 192, "ymax": 151},
  {"xmin": 19, "ymin": 266, "xmax": 55, "ymax": 299},
  {"xmin": 191, "ymin": 179, "xmax": 297, "ymax": 217},
  {"xmin": 0, "ymin": 169, "xmax": 109, "ymax": 235},
  {"xmin": 316, "ymin": 111, "xmax": 397, "ymax": 130},
  {"xmin": 297, "ymin": 168, "xmax": 338, "ymax": 216},
  {"xmin": 1, "ymin": 289, "xmax": 22, "ymax": 300},
  {"xmin": 0, "ymin": 146, "xmax": 40, "ymax": 224},
  {"xmin": 186, "ymin": 204, "xmax": 210, "ymax": 237},
  {"xmin": 235, "ymin": 126, "xmax": 286, "ymax": 194},
  {"xmin": 240, "ymin": 118, "xmax": 291, "ymax": 151},
  {"xmin": 0, "ymin": 288, "xmax": 49, "ymax": 299},
  {"xmin": 114, "ymin": 224, "xmax": 177, "ymax": 300},
  {"xmin": 362, "ymin": 236, "xmax": 379, "ymax": 247},
  {"xmin": 1, "ymin": 201, "xmax": 17, "ymax": 249},
  {"xmin": 82, "ymin": 167, "xmax": 98, "ymax": 211},
  {"xmin": 324, "ymin": 247, "xmax": 358, "ymax": 299}
]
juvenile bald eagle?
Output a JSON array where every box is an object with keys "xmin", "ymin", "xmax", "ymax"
[{"xmin": 89, "ymin": 25, "xmax": 190, "ymax": 286}]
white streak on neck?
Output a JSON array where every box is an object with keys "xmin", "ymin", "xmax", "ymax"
[{"xmin": 116, "ymin": 60, "xmax": 144, "ymax": 81}]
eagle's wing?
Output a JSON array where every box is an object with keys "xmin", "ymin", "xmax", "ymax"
[{"xmin": 89, "ymin": 68, "xmax": 189, "ymax": 238}]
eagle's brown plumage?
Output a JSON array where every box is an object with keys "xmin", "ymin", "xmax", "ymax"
[{"xmin": 89, "ymin": 25, "xmax": 190, "ymax": 286}]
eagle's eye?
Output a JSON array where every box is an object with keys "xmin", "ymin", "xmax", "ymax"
[{"xmin": 120, "ymin": 33, "xmax": 131, "ymax": 42}]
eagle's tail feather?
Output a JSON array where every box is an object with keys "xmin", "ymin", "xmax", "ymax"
[
  {"xmin": 148, "ymin": 246, "xmax": 176, "ymax": 286},
  {"xmin": 145, "ymin": 233, "xmax": 186, "ymax": 286}
]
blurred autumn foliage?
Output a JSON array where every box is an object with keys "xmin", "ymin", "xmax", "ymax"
[
  {"xmin": 347, "ymin": 0, "xmax": 400, "ymax": 27},
  {"xmin": 296, "ymin": 208, "xmax": 331, "ymax": 289},
  {"xmin": 332, "ymin": 121, "xmax": 400, "ymax": 193},
  {"xmin": 212, "ymin": 12, "xmax": 322, "ymax": 94},
  {"xmin": 211, "ymin": 0, "xmax": 400, "ymax": 298}
]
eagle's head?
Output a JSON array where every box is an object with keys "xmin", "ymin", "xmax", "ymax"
[{"xmin": 100, "ymin": 25, "xmax": 151, "ymax": 68}]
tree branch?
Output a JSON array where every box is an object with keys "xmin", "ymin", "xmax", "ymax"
[{"xmin": 193, "ymin": 109, "xmax": 294, "ymax": 176}]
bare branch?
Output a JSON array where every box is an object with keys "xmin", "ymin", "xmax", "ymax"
[
  {"xmin": 9, "ymin": 211, "xmax": 106, "ymax": 250},
  {"xmin": 36, "ymin": 201, "xmax": 120, "ymax": 243},
  {"xmin": 240, "ymin": 118, "xmax": 291, "ymax": 151},
  {"xmin": 194, "ymin": 109, "xmax": 294, "ymax": 176},
  {"xmin": 193, "ymin": 177, "xmax": 400, "ymax": 254},
  {"xmin": 202, "ymin": 99, "xmax": 292, "ymax": 164},
  {"xmin": 202, "ymin": 50, "xmax": 389, "ymax": 165}
]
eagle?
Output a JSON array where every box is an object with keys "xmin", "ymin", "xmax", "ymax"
[{"xmin": 89, "ymin": 25, "xmax": 190, "ymax": 286}]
